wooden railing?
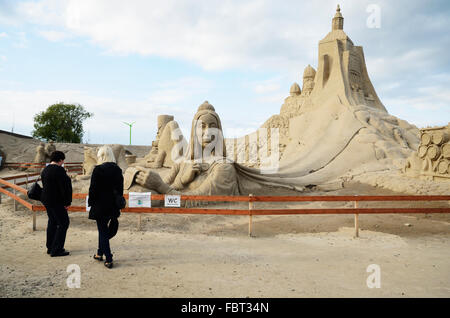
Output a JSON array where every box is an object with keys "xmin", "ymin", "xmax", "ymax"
[
  {"xmin": 0, "ymin": 174, "xmax": 449, "ymax": 236},
  {"xmin": 4, "ymin": 162, "xmax": 83, "ymax": 174}
]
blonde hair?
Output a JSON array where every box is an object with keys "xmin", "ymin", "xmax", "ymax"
[{"xmin": 97, "ymin": 145, "xmax": 116, "ymax": 164}]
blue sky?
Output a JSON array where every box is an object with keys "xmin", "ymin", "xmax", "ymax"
[{"xmin": 0, "ymin": 0, "xmax": 449, "ymax": 145}]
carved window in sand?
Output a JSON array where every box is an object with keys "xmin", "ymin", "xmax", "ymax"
[{"xmin": 348, "ymin": 52, "xmax": 364, "ymax": 92}]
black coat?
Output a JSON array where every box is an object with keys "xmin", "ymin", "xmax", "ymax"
[
  {"xmin": 41, "ymin": 164, "xmax": 72, "ymax": 207},
  {"xmin": 88, "ymin": 162, "xmax": 124, "ymax": 220}
]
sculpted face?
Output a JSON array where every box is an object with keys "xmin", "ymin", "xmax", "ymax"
[{"xmin": 198, "ymin": 113, "xmax": 218, "ymax": 149}]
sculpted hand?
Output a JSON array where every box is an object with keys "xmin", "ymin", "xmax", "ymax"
[
  {"xmin": 181, "ymin": 163, "xmax": 201, "ymax": 185},
  {"xmin": 135, "ymin": 168, "xmax": 164, "ymax": 190}
]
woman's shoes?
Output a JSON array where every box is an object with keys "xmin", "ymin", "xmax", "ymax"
[
  {"xmin": 93, "ymin": 253, "xmax": 113, "ymax": 268},
  {"xmin": 104, "ymin": 261, "xmax": 113, "ymax": 269}
]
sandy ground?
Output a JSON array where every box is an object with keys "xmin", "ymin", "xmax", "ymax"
[{"xmin": 1, "ymin": 179, "xmax": 449, "ymax": 298}]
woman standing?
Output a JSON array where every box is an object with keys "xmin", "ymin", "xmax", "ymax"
[{"xmin": 88, "ymin": 146, "xmax": 124, "ymax": 269}]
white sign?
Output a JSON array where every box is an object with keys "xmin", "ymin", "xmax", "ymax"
[
  {"xmin": 86, "ymin": 196, "xmax": 91, "ymax": 212},
  {"xmin": 165, "ymin": 195, "xmax": 181, "ymax": 207},
  {"xmin": 129, "ymin": 192, "xmax": 151, "ymax": 208}
]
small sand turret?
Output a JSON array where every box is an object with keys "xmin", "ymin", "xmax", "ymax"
[{"xmin": 289, "ymin": 83, "xmax": 301, "ymax": 96}]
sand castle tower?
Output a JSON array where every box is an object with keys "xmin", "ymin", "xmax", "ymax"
[
  {"xmin": 302, "ymin": 65, "xmax": 316, "ymax": 96},
  {"xmin": 311, "ymin": 5, "xmax": 386, "ymax": 111}
]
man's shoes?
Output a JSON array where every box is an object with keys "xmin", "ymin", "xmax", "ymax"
[
  {"xmin": 50, "ymin": 250, "xmax": 70, "ymax": 257},
  {"xmin": 48, "ymin": 248, "xmax": 65, "ymax": 255}
]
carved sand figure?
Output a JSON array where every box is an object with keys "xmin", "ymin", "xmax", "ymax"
[
  {"xmin": 83, "ymin": 146, "xmax": 98, "ymax": 176},
  {"xmin": 44, "ymin": 141, "xmax": 56, "ymax": 163},
  {"xmin": 34, "ymin": 142, "xmax": 46, "ymax": 164},
  {"xmin": 132, "ymin": 115, "xmax": 186, "ymax": 169},
  {"xmin": 124, "ymin": 101, "xmax": 239, "ymax": 199}
]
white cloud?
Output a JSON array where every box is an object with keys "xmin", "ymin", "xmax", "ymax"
[
  {"xmin": 12, "ymin": 0, "xmax": 337, "ymax": 71},
  {"xmin": 0, "ymin": 32, "xmax": 7, "ymax": 38},
  {"xmin": 37, "ymin": 30, "xmax": 71, "ymax": 42}
]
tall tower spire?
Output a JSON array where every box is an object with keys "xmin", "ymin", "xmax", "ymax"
[{"xmin": 332, "ymin": 4, "xmax": 344, "ymax": 30}]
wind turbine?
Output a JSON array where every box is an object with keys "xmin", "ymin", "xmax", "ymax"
[{"xmin": 123, "ymin": 121, "xmax": 135, "ymax": 145}]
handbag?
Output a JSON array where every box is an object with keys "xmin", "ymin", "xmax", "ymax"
[
  {"xmin": 108, "ymin": 218, "xmax": 119, "ymax": 239},
  {"xmin": 113, "ymin": 189, "xmax": 126, "ymax": 210},
  {"xmin": 27, "ymin": 180, "xmax": 42, "ymax": 201}
]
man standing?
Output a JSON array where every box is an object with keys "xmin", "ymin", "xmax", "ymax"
[{"xmin": 40, "ymin": 151, "xmax": 72, "ymax": 257}]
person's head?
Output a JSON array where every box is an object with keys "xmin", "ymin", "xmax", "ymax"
[
  {"xmin": 50, "ymin": 151, "xmax": 65, "ymax": 166},
  {"xmin": 97, "ymin": 145, "xmax": 116, "ymax": 164}
]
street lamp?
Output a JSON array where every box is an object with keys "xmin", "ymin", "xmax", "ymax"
[{"xmin": 123, "ymin": 121, "xmax": 135, "ymax": 145}]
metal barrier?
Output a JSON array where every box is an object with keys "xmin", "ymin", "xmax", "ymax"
[{"xmin": 1, "ymin": 175, "xmax": 449, "ymax": 236}]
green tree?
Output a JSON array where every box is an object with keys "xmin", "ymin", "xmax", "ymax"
[{"xmin": 32, "ymin": 103, "xmax": 93, "ymax": 143}]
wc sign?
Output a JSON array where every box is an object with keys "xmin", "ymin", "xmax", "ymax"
[{"xmin": 165, "ymin": 195, "xmax": 181, "ymax": 207}]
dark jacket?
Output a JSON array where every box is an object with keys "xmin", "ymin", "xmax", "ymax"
[
  {"xmin": 88, "ymin": 162, "xmax": 124, "ymax": 220},
  {"xmin": 40, "ymin": 164, "xmax": 72, "ymax": 207}
]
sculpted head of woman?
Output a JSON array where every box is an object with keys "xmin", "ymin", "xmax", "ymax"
[{"xmin": 188, "ymin": 101, "xmax": 226, "ymax": 162}]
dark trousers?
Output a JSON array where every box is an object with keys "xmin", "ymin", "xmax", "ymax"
[
  {"xmin": 45, "ymin": 205, "xmax": 70, "ymax": 253},
  {"xmin": 96, "ymin": 218, "xmax": 112, "ymax": 262}
]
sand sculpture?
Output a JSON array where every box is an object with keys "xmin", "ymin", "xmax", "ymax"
[
  {"xmin": 33, "ymin": 142, "xmax": 46, "ymax": 164},
  {"xmin": 44, "ymin": 141, "xmax": 56, "ymax": 162},
  {"xmin": 404, "ymin": 124, "xmax": 450, "ymax": 180},
  {"xmin": 226, "ymin": 5, "xmax": 421, "ymax": 191},
  {"xmin": 81, "ymin": 144, "xmax": 129, "ymax": 178},
  {"xmin": 124, "ymin": 101, "xmax": 239, "ymax": 198},
  {"xmin": 86, "ymin": 6, "xmax": 437, "ymax": 195},
  {"xmin": 0, "ymin": 148, "xmax": 5, "ymax": 169},
  {"xmin": 132, "ymin": 115, "xmax": 186, "ymax": 169}
]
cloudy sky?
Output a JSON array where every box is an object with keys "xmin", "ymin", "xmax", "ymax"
[{"xmin": 0, "ymin": 0, "xmax": 449, "ymax": 145}]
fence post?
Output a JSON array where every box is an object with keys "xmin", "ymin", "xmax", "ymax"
[
  {"xmin": 354, "ymin": 200, "xmax": 359, "ymax": 238},
  {"xmin": 248, "ymin": 194, "xmax": 253, "ymax": 237},
  {"xmin": 13, "ymin": 179, "xmax": 17, "ymax": 211},
  {"xmin": 25, "ymin": 174, "xmax": 29, "ymax": 190},
  {"xmin": 32, "ymin": 208, "xmax": 36, "ymax": 231}
]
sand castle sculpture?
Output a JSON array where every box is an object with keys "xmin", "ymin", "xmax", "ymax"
[
  {"xmin": 84, "ymin": 6, "xmax": 435, "ymax": 194},
  {"xmin": 124, "ymin": 101, "xmax": 240, "ymax": 197},
  {"xmin": 404, "ymin": 123, "xmax": 450, "ymax": 180},
  {"xmin": 231, "ymin": 5, "xmax": 421, "ymax": 190}
]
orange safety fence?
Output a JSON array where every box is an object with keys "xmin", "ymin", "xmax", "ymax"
[{"xmin": 0, "ymin": 174, "xmax": 449, "ymax": 235}]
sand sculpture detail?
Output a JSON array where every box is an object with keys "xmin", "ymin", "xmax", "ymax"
[
  {"xmin": 33, "ymin": 142, "xmax": 46, "ymax": 164},
  {"xmin": 124, "ymin": 102, "xmax": 239, "ymax": 198},
  {"xmin": 131, "ymin": 115, "xmax": 186, "ymax": 169},
  {"xmin": 404, "ymin": 124, "xmax": 450, "ymax": 180},
  {"xmin": 33, "ymin": 141, "xmax": 56, "ymax": 164}
]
